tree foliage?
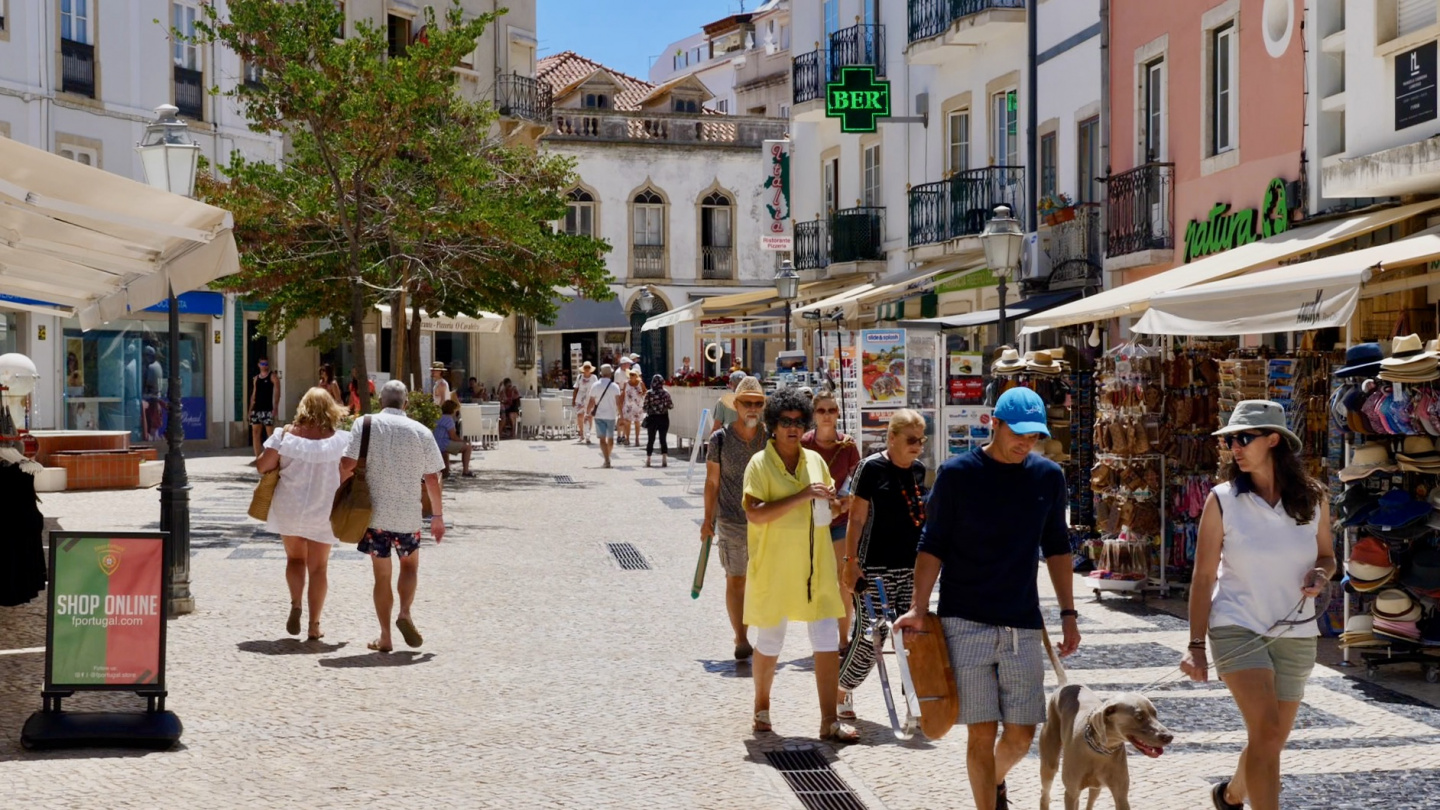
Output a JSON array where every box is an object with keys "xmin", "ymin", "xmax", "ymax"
[{"xmin": 191, "ymin": 0, "xmax": 611, "ymax": 388}]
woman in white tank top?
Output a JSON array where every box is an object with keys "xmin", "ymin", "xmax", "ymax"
[{"xmin": 1182, "ymin": 400, "xmax": 1335, "ymax": 810}]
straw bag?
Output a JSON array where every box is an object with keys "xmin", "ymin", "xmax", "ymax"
[
  {"xmin": 247, "ymin": 427, "xmax": 286, "ymax": 521},
  {"xmin": 330, "ymin": 416, "xmax": 373, "ymax": 544}
]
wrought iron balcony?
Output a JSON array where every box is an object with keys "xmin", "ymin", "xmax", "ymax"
[
  {"xmin": 829, "ymin": 24, "xmax": 885, "ymax": 78},
  {"xmin": 1105, "ymin": 162, "xmax": 1175, "ymax": 259},
  {"xmin": 794, "ymin": 218, "xmax": 829, "ymax": 271},
  {"xmin": 174, "ymin": 66, "xmax": 204, "ymax": 121},
  {"xmin": 907, "ymin": 167, "xmax": 1026, "ymax": 247},
  {"xmin": 793, "ymin": 49, "xmax": 825, "ymax": 104},
  {"xmin": 908, "ymin": 180, "xmax": 950, "ymax": 247},
  {"xmin": 831, "ymin": 207, "xmax": 885, "ymax": 264},
  {"xmin": 1046, "ymin": 203, "xmax": 1102, "ymax": 290},
  {"xmin": 701, "ymin": 245, "xmax": 734, "ymax": 280},
  {"xmin": 495, "ymin": 74, "xmax": 553, "ymax": 124},
  {"xmin": 632, "ymin": 244, "xmax": 666, "ymax": 279},
  {"xmin": 909, "ymin": 0, "xmax": 1026, "ymax": 45},
  {"xmin": 61, "ymin": 39, "xmax": 95, "ymax": 98}
]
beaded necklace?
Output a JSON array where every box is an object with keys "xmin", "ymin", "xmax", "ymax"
[{"xmin": 888, "ymin": 452, "xmax": 925, "ymax": 528}]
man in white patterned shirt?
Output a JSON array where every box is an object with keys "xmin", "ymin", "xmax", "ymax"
[{"xmin": 341, "ymin": 380, "xmax": 446, "ymax": 653}]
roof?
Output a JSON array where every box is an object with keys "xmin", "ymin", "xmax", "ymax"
[{"xmin": 537, "ymin": 51, "xmax": 656, "ymax": 111}]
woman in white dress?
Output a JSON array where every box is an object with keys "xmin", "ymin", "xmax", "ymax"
[{"xmin": 255, "ymin": 387, "xmax": 351, "ymax": 641}]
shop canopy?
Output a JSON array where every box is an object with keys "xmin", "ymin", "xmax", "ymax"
[
  {"xmin": 538, "ymin": 296, "xmax": 630, "ymax": 334},
  {"xmin": 0, "ymin": 136, "xmax": 240, "ymax": 331},
  {"xmin": 376, "ymin": 304, "xmax": 505, "ymax": 334},
  {"xmin": 899, "ymin": 289, "xmax": 1083, "ymax": 329},
  {"xmin": 1017, "ymin": 198, "xmax": 1440, "ymax": 335},
  {"xmin": 1132, "ymin": 225, "xmax": 1440, "ymax": 336},
  {"xmin": 639, "ymin": 277, "xmax": 854, "ymax": 332},
  {"xmin": 790, "ymin": 260, "xmax": 987, "ymax": 322}
]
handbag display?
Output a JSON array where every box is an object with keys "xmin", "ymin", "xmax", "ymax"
[
  {"xmin": 247, "ymin": 427, "xmax": 286, "ymax": 521},
  {"xmin": 330, "ymin": 416, "xmax": 372, "ymax": 544}
]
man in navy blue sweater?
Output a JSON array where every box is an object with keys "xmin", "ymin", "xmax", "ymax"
[{"xmin": 895, "ymin": 386, "xmax": 1081, "ymax": 810}]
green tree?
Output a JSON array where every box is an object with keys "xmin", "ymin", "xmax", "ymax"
[{"xmin": 191, "ymin": 0, "xmax": 610, "ymax": 390}]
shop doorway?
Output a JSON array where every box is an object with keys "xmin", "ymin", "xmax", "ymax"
[
  {"xmin": 561, "ymin": 332, "xmax": 599, "ymax": 382},
  {"xmin": 630, "ymin": 299, "xmax": 670, "ymax": 381}
]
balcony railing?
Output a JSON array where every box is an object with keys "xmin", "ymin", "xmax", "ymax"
[
  {"xmin": 1105, "ymin": 162, "xmax": 1175, "ymax": 259},
  {"xmin": 632, "ymin": 244, "xmax": 666, "ymax": 279},
  {"xmin": 831, "ymin": 207, "xmax": 885, "ymax": 264},
  {"xmin": 174, "ymin": 66, "xmax": 204, "ymax": 121},
  {"xmin": 907, "ymin": 167, "xmax": 1026, "ymax": 247},
  {"xmin": 61, "ymin": 39, "xmax": 95, "ymax": 98},
  {"xmin": 1047, "ymin": 203, "xmax": 1102, "ymax": 289},
  {"xmin": 829, "ymin": 24, "xmax": 885, "ymax": 78},
  {"xmin": 909, "ymin": 0, "xmax": 1026, "ymax": 44},
  {"xmin": 549, "ymin": 111, "xmax": 788, "ymax": 148},
  {"xmin": 701, "ymin": 245, "xmax": 734, "ymax": 280},
  {"xmin": 794, "ymin": 219, "xmax": 830, "ymax": 271},
  {"xmin": 495, "ymin": 74, "xmax": 553, "ymax": 124},
  {"xmin": 793, "ymin": 49, "xmax": 824, "ymax": 104}
]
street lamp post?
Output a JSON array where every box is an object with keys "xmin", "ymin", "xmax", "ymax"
[
  {"xmin": 136, "ymin": 105, "xmax": 201, "ymax": 616},
  {"xmin": 980, "ymin": 205, "xmax": 1025, "ymax": 348},
  {"xmin": 774, "ymin": 259, "xmax": 800, "ymax": 352}
]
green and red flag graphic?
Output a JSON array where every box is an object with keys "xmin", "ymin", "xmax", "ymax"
[{"xmin": 51, "ymin": 536, "xmax": 163, "ymax": 686}]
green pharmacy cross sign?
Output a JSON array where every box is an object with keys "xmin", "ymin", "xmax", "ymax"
[{"xmin": 826, "ymin": 66, "xmax": 891, "ymax": 133}]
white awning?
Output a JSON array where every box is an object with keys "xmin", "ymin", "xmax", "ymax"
[
  {"xmin": 0, "ymin": 136, "xmax": 240, "ymax": 330},
  {"xmin": 640, "ymin": 278, "xmax": 856, "ymax": 332},
  {"xmin": 639, "ymin": 299, "xmax": 703, "ymax": 331},
  {"xmin": 1133, "ymin": 225, "xmax": 1440, "ymax": 336},
  {"xmin": 376, "ymin": 304, "xmax": 505, "ymax": 334},
  {"xmin": 1018, "ymin": 199, "xmax": 1440, "ymax": 334}
]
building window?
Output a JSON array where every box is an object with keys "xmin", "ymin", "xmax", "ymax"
[
  {"xmin": 243, "ymin": 61, "xmax": 264, "ymax": 89},
  {"xmin": 1143, "ymin": 57, "xmax": 1165, "ymax": 161},
  {"xmin": 583, "ymin": 93, "xmax": 610, "ymax": 109},
  {"xmin": 333, "ymin": 1, "xmax": 346, "ymax": 39},
  {"xmin": 1210, "ymin": 23, "xmax": 1237, "ymax": 155},
  {"xmin": 780, "ymin": 103, "xmax": 791, "ymax": 119},
  {"xmin": 60, "ymin": 0, "xmax": 95, "ymax": 98},
  {"xmin": 1040, "ymin": 132, "xmax": 1057, "ymax": 200},
  {"xmin": 1399, "ymin": 0, "xmax": 1437, "ymax": 38},
  {"xmin": 632, "ymin": 188, "xmax": 666, "ymax": 279},
  {"xmin": 715, "ymin": 99, "xmax": 727, "ymax": 114},
  {"xmin": 172, "ymin": 3, "xmax": 199, "ymax": 70},
  {"xmin": 862, "ymin": 143, "xmax": 882, "ymax": 207},
  {"xmin": 172, "ymin": 2, "xmax": 204, "ymax": 120},
  {"xmin": 387, "ymin": 14, "xmax": 410, "ymax": 58},
  {"xmin": 947, "ymin": 110, "xmax": 970, "ymax": 173},
  {"xmin": 61, "ymin": 0, "xmax": 90, "ymax": 44},
  {"xmin": 824, "ymin": 0, "xmax": 840, "ymax": 38},
  {"xmin": 700, "ymin": 191, "xmax": 734, "ymax": 280},
  {"xmin": 823, "ymin": 158, "xmax": 838, "ymax": 214},
  {"xmin": 991, "ymin": 90, "xmax": 1018, "ymax": 166},
  {"xmin": 59, "ymin": 145, "xmax": 97, "ymax": 166},
  {"xmin": 1077, "ymin": 116, "xmax": 1100, "ymax": 204},
  {"xmin": 565, "ymin": 189, "xmax": 595, "ymax": 238},
  {"xmin": 673, "ymin": 97, "xmax": 699, "ymax": 113}
]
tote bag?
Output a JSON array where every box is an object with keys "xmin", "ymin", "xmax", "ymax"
[
  {"xmin": 329, "ymin": 416, "xmax": 373, "ymax": 543},
  {"xmin": 247, "ymin": 427, "xmax": 287, "ymax": 521}
]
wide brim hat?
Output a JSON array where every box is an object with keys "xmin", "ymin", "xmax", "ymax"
[
  {"xmin": 1368, "ymin": 489, "xmax": 1431, "ymax": 529},
  {"xmin": 993, "ymin": 348, "xmax": 1025, "ymax": 374},
  {"xmin": 1400, "ymin": 547, "xmax": 1440, "ymax": 596},
  {"xmin": 1381, "ymin": 334, "xmax": 1427, "ymax": 367},
  {"xmin": 1336, "ymin": 487, "xmax": 1379, "ymax": 524},
  {"xmin": 1367, "ymin": 520, "xmax": 1432, "ymax": 543},
  {"xmin": 1348, "ymin": 571, "xmax": 1395, "ymax": 592},
  {"xmin": 1379, "ymin": 365, "xmax": 1440, "ymax": 383},
  {"xmin": 580, "ymin": 361, "xmax": 595, "ymax": 372},
  {"xmin": 1046, "ymin": 405, "xmax": 1071, "ymax": 427},
  {"xmin": 733, "ymin": 376, "xmax": 767, "ymax": 403},
  {"xmin": 1351, "ymin": 536, "xmax": 1393, "ymax": 568},
  {"xmin": 1042, "ymin": 438, "xmax": 1071, "ymax": 462},
  {"xmin": 1345, "ymin": 560, "xmax": 1395, "ymax": 582},
  {"xmin": 430, "ymin": 361, "xmax": 447, "ymax": 371},
  {"xmin": 1024, "ymin": 350, "xmax": 1064, "ymax": 375},
  {"xmin": 1373, "ymin": 620, "xmax": 1422, "ymax": 644},
  {"xmin": 1373, "ymin": 588, "xmax": 1423, "ymax": 622},
  {"xmin": 1212, "ymin": 399, "xmax": 1302, "ymax": 452},
  {"xmin": 1338, "ymin": 444, "xmax": 1398, "ymax": 482},
  {"xmin": 1335, "ymin": 342, "xmax": 1384, "ymax": 378}
]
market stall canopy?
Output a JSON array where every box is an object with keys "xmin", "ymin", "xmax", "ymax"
[
  {"xmin": 1018, "ymin": 199, "xmax": 1440, "ymax": 335},
  {"xmin": 0, "ymin": 136, "xmax": 239, "ymax": 331},
  {"xmin": 1133, "ymin": 225, "xmax": 1440, "ymax": 336},
  {"xmin": 791, "ymin": 261, "xmax": 988, "ymax": 322},
  {"xmin": 538, "ymin": 296, "xmax": 630, "ymax": 334},
  {"xmin": 899, "ymin": 289, "xmax": 1082, "ymax": 329},
  {"xmin": 639, "ymin": 278, "xmax": 854, "ymax": 332},
  {"xmin": 376, "ymin": 304, "xmax": 505, "ymax": 334}
]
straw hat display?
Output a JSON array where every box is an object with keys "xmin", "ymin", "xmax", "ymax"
[
  {"xmin": 1378, "ymin": 334, "xmax": 1440, "ymax": 383},
  {"xmin": 993, "ymin": 348, "xmax": 1026, "ymax": 375},
  {"xmin": 1023, "ymin": 350, "xmax": 1064, "ymax": 376}
]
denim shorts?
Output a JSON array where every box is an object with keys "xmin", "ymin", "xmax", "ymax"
[
  {"xmin": 1209, "ymin": 625, "xmax": 1317, "ymax": 702},
  {"xmin": 594, "ymin": 418, "xmax": 616, "ymax": 439},
  {"xmin": 941, "ymin": 616, "xmax": 1047, "ymax": 727}
]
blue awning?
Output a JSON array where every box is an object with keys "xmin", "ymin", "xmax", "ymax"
[
  {"xmin": 538, "ymin": 297, "xmax": 630, "ymax": 334},
  {"xmin": 899, "ymin": 290, "xmax": 1083, "ymax": 329}
]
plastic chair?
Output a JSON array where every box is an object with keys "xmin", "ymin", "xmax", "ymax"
[
  {"xmin": 541, "ymin": 398, "xmax": 569, "ymax": 439},
  {"xmin": 519, "ymin": 398, "xmax": 542, "ymax": 439},
  {"xmin": 459, "ymin": 403, "xmax": 484, "ymax": 445},
  {"xmin": 478, "ymin": 403, "xmax": 501, "ymax": 449}
]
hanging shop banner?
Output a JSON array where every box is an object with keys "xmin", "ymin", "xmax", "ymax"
[
  {"xmin": 1182, "ymin": 178, "xmax": 1289, "ymax": 263},
  {"xmin": 761, "ymin": 140, "xmax": 792, "ymax": 251},
  {"xmin": 859, "ymin": 329, "xmax": 906, "ymax": 406},
  {"xmin": 46, "ymin": 532, "xmax": 168, "ymax": 690},
  {"xmin": 1396, "ymin": 40, "xmax": 1438, "ymax": 131}
]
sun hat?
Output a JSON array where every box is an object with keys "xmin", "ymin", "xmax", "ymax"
[
  {"xmin": 993, "ymin": 348, "xmax": 1026, "ymax": 374},
  {"xmin": 1346, "ymin": 560, "xmax": 1394, "ymax": 583},
  {"xmin": 580, "ymin": 361, "xmax": 595, "ymax": 372},
  {"xmin": 1041, "ymin": 438, "xmax": 1071, "ymax": 462},
  {"xmin": 1212, "ymin": 400, "xmax": 1302, "ymax": 452},
  {"xmin": 1338, "ymin": 443, "xmax": 1398, "ymax": 482},
  {"xmin": 1046, "ymin": 405, "xmax": 1071, "ymax": 427},
  {"xmin": 994, "ymin": 387, "xmax": 1050, "ymax": 437},
  {"xmin": 1401, "ymin": 546, "xmax": 1440, "ymax": 598},
  {"xmin": 1336, "ymin": 486, "xmax": 1379, "ymax": 525},
  {"xmin": 431, "ymin": 361, "xmax": 447, "ymax": 371},
  {"xmin": 1345, "ymin": 614, "xmax": 1375, "ymax": 635},
  {"xmin": 1350, "ymin": 536, "xmax": 1393, "ymax": 568},
  {"xmin": 1024, "ymin": 350, "xmax": 1064, "ymax": 375},
  {"xmin": 1420, "ymin": 615, "xmax": 1440, "ymax": 646},
  {"xmin": 1373, "ymin": 588, "xmax": 1423, "ymax": 622},
  {"xmin": 1335, "ymin": 343, "xmax": 1384, "ymax": 378},
  {"xmin": 1347, "ymin": 569, "xmax": 1395, "ymax": 593},
  {"xmin": 1381, "ymin": 334, "xmax": 1428, "ymax": 367},
  {"xmin": 628, "ymin": 368, "xmax": 641, "ymax": 378},
  {"xmin": 1397, "ymin": 436, "xmax": 1440, "ymax": 472},
  {"xmin": 1368, "ymin": 489, "xmax": 1431, "ymax": 529},
  {"xmin": 1372, "ymin": 618, "xmax": 1422, "ymax": 644},
  {"xmin": 618, "ymin": 355, "xmax": 633, "ymax": 365},
  {"xmin": 733, "ymin": 376, "xmax": 767, "ymax": 403}
]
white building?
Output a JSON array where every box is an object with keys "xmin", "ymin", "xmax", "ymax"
[
  {"xmin": 536, "ymin": 51, "xmax": 789, "ymax": 380},
  {"xmin": 649, "ymin": 1, "xmax": 794, "ymax": 118}
]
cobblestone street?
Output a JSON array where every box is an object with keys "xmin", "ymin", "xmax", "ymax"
[{"xmin": 3, "ymin": 439, "xmax": 1440, "ymax": 808}]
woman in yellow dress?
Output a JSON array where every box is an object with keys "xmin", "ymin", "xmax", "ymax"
[{"xmin": 743, "ymin": 387, "xmax": 856, "ymax": 743}]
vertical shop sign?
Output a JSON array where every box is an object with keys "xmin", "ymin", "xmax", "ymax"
[
  {"xmin": 1396, "ymin": 41, "xmax": 1438, "ymax": 131},
  {"xmin": 858, "ymin": 330, "xmax": 906, "ymax": 406},
  {"xmin": 761, "ymin": 140, "xmax": 792, "ymax": 251},
  {"xmin": 46, "ymin": 533, "xmax": 167, "ymax": 689}
]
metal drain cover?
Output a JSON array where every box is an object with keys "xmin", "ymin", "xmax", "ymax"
[
  {"xmin": 765, "ymin": 748, "xmax": 866, "ymax": 809},
  {"xmin": 553, "ymin": 474, "xmax": 576, "ymax": 484},
  {"xmin": 606, "ymin": 542, "xmax": 651, "ymax": 570}
]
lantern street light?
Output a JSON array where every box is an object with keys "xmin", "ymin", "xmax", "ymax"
[
  {"xmin": 980, "ymin": 204, "xmax": 1025, "ymax": 348},
  {"xmin": 636, "ymin": 285, "xmax": 656, "ymax": 313},
  {"xmin": 774, "ymin": 259, "xmax": 800, "ymax": 351},
  {"xmin": 136, "ymin": 104, "xmax": 202, "ymax": 616}
]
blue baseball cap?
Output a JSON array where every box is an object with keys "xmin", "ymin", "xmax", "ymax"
[{"xmin": 994, "ymin": 387, "xmax": 1050, "ymax": 437}]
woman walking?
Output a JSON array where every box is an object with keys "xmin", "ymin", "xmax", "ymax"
[
  {"xmin": 1182, "ymin": 400, "xmax": 1334, "ymax": 810},
  {"xmin": 835, "ymin": 409, "xmax": 928, "ymax": 721},
  {"xmin": 743, "ymin": 388, "xmax": 856, "ymax": 743},
  {"xmin": 573, "ymin": 361, "xmax": 597, "ymax": 444},
  {"xmin": 643, "ymin": 374, "xmax": 674, "ymax": 468},
  {"xmin": 802, "ymin": 390, "xmax": 862, "ymax": 637},
  {"xmin": 621, "ymin": 368, "xmax": 647, "ymax": 447},
  {"xmin": 248, "ymin": 358, "xmax": 280, "ymax": 458},
  {"xmin": 318, "ymin": 363, "xmax": 343, "ymax": 404},
  {"xmin": 254, "ymin": 387, "xmax": 353, "ymax": 641}
]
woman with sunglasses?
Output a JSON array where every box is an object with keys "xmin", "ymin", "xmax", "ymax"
[
  {"xmin": 1183, "ymin": 400, "xmax": 1334, "ymax": 810},
  {"xmin": 835, "ymin": 409, "xmax": 929, "ymax": 722},
  {"xmin": 802, "ymin": 391, "xmax": 862, "ymax": 623},
  {"xmin": 248, "ymin": 357, "xmax": 280, "ymax": 459}
]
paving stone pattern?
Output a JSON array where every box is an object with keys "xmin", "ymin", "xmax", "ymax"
[{"xmin": 2, "ymin": 440, "xmax": 1440, "ymax": 808}]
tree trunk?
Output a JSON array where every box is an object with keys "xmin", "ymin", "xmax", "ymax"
[
  {"xmin": 408, "ymin": 298, "xmax": 422, "ymax": 392},
  {"xmin": 393, "ymin": 288, "xmax": 408, "ymax": 387},
  {"xmin": 349, "ymin": 279, "xmax": 367, "ymax": 411}
]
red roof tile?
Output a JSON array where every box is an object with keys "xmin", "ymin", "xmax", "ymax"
[{"xmin": 536, "ymin": 51, "xmax": 655, "ymax": 111}]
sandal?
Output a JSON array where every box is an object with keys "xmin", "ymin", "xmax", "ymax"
[
  {"xmin": 306, "ymin": 622, "xmax": 324, "ymax": 642},
  {"xmin": 367, "ymin": 640, "xmax": 392, "ymax": 653},
  {"xmin": 396, "ymin": 616, "xmax": 424, "ymax": 648},
  {"xmin": 1210, "ymin": 780, "xmax": 1242, "ymax": 810},
  {"xmin": 735, "ymin": 640, "xmax": 754, "ymax": 660},
  {"xmin": 837, "ymin": 690, "xmax": 857, "ymax": 721},
  {"xmin": 461, "ymin": 471, "xmax": 475, "ymax": 478},
  {"xmin": 286, "ymin": 606, "xmax": 301, "ymax": 636},
  {"xmin": 821, "ymin": 720, "xmax": 860, "ymax": 744},
  {"xmin": 753, "ymin": 710, "xmax": 772, "ymax": 732}
]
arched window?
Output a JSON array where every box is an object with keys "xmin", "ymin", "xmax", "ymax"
[
  {"xmin": 631, "ymin": 188, "xmax": 666, "ymax": 279},
  {"xmin": 700, "ymin": 191, "xmax": 733, "ymax": 280},
  {"xmin": 565, "ymin": 188, "xmax": 595, "ymax": 237}
]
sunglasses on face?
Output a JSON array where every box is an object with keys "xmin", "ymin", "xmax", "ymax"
[
  {"xmin": 776, "ymin": 416, "xmax": 809, "ymax": 429},
  {"xmin": 898, "ymin": 434, "xmax": 926, "ymax": 447},
  {"xmin": 815, "ymin": 407, "xmax": 840, "ymax": 415},
  {"xmin": 1222, "ymin": 432, "xmax": 1266, "ymax": 449},
  {"xmin": 258, "ymin": 363, "xmax": 268, "ymax": 368}
]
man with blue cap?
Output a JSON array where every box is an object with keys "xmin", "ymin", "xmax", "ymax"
[{"xmin": 895, "ymin": 386, "xmax": 1081, "ymax": 810}]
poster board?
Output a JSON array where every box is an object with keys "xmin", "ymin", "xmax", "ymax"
[
  {"xmin": 858, "ymin": 329, "xmax": 907, "ymax": 406},
  {"xmin": 945, "ymin": 405, "xmax": 993, "ymax": 456}
]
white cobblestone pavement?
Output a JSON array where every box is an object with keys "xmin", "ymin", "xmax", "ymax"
[{"xmin": 3, "ymin": 438, "xmax": 1440, "ymax": 808}]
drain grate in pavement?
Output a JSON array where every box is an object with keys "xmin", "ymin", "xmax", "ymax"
[
  {"xmin": 765, "ymin": 748, "xmax": 866, "ymax": 810},
  {"xmin": 553, "ymin": 475, "xmax": 576, "ymax": 485},
  {"xmin": 606, "ymin": 542, "xmax": 651, "ymax": 570}
]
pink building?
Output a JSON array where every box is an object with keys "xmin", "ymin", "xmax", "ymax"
[{"xmin": 1105, "ymin": 0, "xmax": 1305, "ymax": 287}]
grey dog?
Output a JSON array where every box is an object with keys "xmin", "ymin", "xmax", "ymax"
[{"xmin": 1038, "ymin": 684, "xmax": 1175, "ymax": 810}]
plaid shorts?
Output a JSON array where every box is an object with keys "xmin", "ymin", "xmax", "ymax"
[
  {"xmin": 358, "ymin": 528, "xmax": 421, "ymax": 559},
  {"xmin": 941, "ymin": 616, "xmax": 1047, "ymax": 727}
]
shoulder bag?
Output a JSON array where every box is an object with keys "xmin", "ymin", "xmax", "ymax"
[
  {"xmin": 329, "ymin": 416, "xmax": 373, "ymax": 544},
  {"xmin": 246, "ymin": 427, "xmax": 287, "ymax": 521}
]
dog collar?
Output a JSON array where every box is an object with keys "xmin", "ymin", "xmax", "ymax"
[{"xmin": 1083, "ymin": 716, "xmax": 1120, "ymax": 756}]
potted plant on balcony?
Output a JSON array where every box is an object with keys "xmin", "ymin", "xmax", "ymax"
[{"xmin": 1038, "ymin": 192, "xmax": 1076, "ymax": 226}]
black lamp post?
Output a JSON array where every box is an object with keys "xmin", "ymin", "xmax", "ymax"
[
  {"xmin": 980, "ymin": 205, "xmax": 1025, "ymax": 348},
  {"xmin": 774, "ymin": 259, "xmax": 799, "ymax": 351},
  {"xmin": 136, "ymin": 104, "xmax": 201, "ymax": 616}
]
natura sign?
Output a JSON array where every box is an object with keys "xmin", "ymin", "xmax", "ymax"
[{"xmin": 1183, "ymin": 178, "xmax": 1290, "ymax": 263}]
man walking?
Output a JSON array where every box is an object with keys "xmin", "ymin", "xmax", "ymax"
[
  {"xmin": 702, "ymin": 376, "xmax": 768, "ymax": 659},
  {"xmin": 430, "ymin": 362, "xmax": 451, "ymax": 407},
  {"xmin": 341, "ymin": 380, "xmax": 447, "ymax": 653},
  {"xmin": 709, "ymin": 369, "xmax": 749, "ymax": 435},
  {"xmin": 587, "ymin": 364, "xmax": 621, "ymax": 468},
  {"xmin": 895, "ymin": 387, "xmax": 1081, "ymax": 810}
]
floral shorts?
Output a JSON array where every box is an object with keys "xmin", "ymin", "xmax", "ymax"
[
  {"xmin": 358, "ymin": 528, "xmax": 421, "ymax": 559},
  {"xmin": 249, "ymin": 409, "xmax": 274, "ymax": 427}
]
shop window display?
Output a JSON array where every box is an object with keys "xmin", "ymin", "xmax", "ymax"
[{"xmin": 62, "ymin": 320, "xmax": 207, "ymax": 441}]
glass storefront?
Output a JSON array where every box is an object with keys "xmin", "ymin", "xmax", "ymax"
[
  {"xmin": 62, "ymin": 317, "xmax": 207, "ymax": 441},
  {"xmin": 0, "ymin": 311, "xmax": 18, "ymax": 355}
]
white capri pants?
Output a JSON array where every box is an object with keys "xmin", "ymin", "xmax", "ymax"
[{"xmin": 754, "ymin": 618, "xmax": 840, "ymax": 657}]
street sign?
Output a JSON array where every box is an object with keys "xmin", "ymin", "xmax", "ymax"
[{"xmin": 825, "ymin": 66, "xmax": 891, "ymax": 133}]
